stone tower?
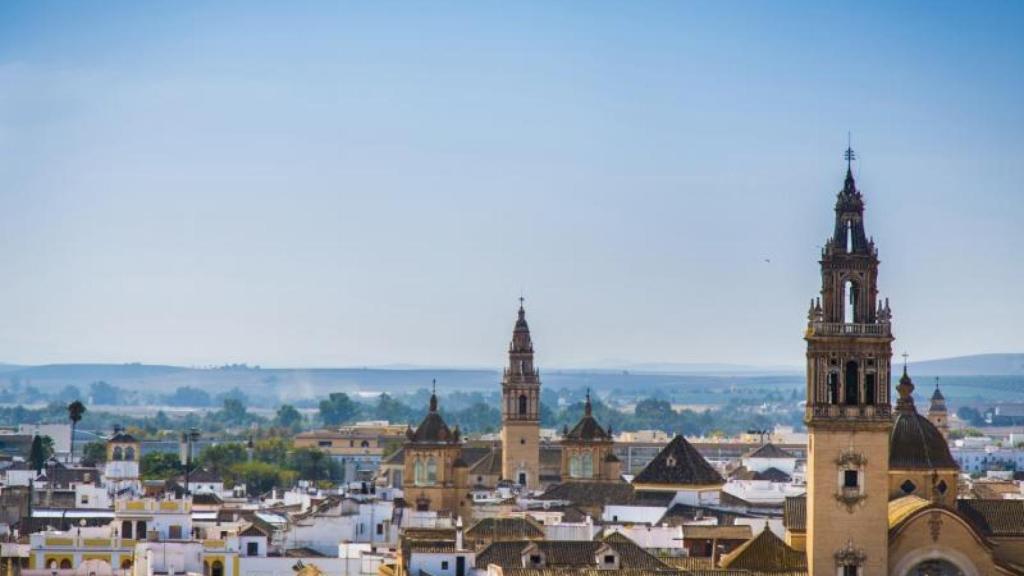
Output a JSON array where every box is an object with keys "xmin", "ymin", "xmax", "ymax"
[
  {"xmin": 928, "ymin": 378, "xmax": 950, "ymax": 440},
  {"xmin": 500, "ymin": 299, "xmax": 541, "ymax": 488},
  {"xmin": 804, "ymin": 150, "xmax": 894, "ymax": 576},
  {"xmin": 402, "ymin": 385, "xmax": 470, "ymax": 516}
]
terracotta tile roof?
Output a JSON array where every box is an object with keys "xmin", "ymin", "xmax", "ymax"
[
  {"xmin": 499, "ymin": 570, "xmax": 684, "ymax": 576},
  {"xmin": 718, "ymin": 525, "xmax": 806, "ymax": 572},
  {"xmin": 470, "ymin": 449, "xmax": 504, "ymax": 476},
  {"xmin": 744, "ymin": 444, "xmax": 795, "ymax": 460},
  {"xmin": 538, "ymin": 481, "xmax": 635, "ymax": 507},
  {"xmin": 957, "ymin": 499, "xmax": 1024, "ymax": 537},
  {"xmin": 633, "ymin": 436, "xmax": 724, "ymax": 487},
  {"xmin": 753, "ymin": 468, "xmax": 791, "ymax": 483},
  {"xmin": 659, "ymin": 557, "xmax": 715, "ymax": 571},
  {"xmin": 782, "ymin": 497, "xmax": 805, "ymax": 532},
  {"xmin": 466, "ymin": 517, "xmax": 544, "ymax": 540},
  {"xmin": 408, "ymin": 541, "xmax": 460, "ymax": 553},
  {"xmin": 682, "ymin": 525, "xmax": 753, "ymax": 541},
  {"xmin": 475, "ymin": 538, "xmax": 675, "ymax": 571}
]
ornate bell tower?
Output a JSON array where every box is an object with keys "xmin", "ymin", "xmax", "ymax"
[
  {"xmin": 500, "ymin": 299, "xmax": 541, "ymax": 488},
  {"xmin": 805, "ymin": 148, "xmax": 894, "ymax": 576}
]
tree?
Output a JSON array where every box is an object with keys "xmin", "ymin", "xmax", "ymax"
[
  {"xmin": 199, "ymin": 443, "xmax": 248, "ymax": 476},
  {"xmin": 254, "ymin": 437, "xmax": 291, "ymax": 464},
  {"xmin": 67, "ymin": 400, "xmax": 86, "ymax": 463},
  {"xmin": 634, "ymin": 398, "xmax": 675, "ymax": 426},
  {"xmin": 55, "ymin": 385, "xmax": 82, "ymax": 403},
  {"xmin": 29, "ymin": 435, "xmax": 54, "ymax": 473},
  {"xmin": 228, "ymin": 461, "xmax": 296, "ymax": 495},
  {"xmin": 319, "ymin": 393, "xmax": 358, "ymax": 426},
  {"xmin": 80, "ymin": 441, "xmax": 108, "ymax": 467},
  {"xmin": 289, "ymin": 447, "xmax": 335, "ymax": 484},
  {"xmin": 89, "ymin": 381, "xmax": 120, "ymax": 405},
  {"xmin": 166, "ymin": 386, "xmax": 212, "ymax": 407},
  {"xmin": 274, "ymin": 404, "xmax": 303, "ymax": 431},
  {"xmin": 141, "ymin": 452, "xmax": 183, "ymax": 480},
  {"xmin": 219, "ymin": 398, "xmax": 249, "ymax": 427},
  {"xmin": 371, "ymin": 393, "xmax": 412, "ymax": 424}
]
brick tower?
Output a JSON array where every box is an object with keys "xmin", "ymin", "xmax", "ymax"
[
  {"xmin": 804, "ymin": 148, "xmax": 894, "ymax": 576},
  {"xmin": 500, "ymin": 299, "xmax": 541, "ymax": 488}
]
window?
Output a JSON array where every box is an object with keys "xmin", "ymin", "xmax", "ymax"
[
  {"xmin": 844, "ymin": 361, "xmax": 859, "ymax": 405},
  {"xmin": 604, "ymin": 555, "xmax": 615, "ymax": 564},
  {"xmin": 169, "ymin": 525, "xmax": 183, "ymax": 539},
  {"xmin": 361, "ymin": 440, "xmax": 370, "ymax": 448},
  {"xmin": 247, "ymin": 542, "xmax": 259, "ymax": 556},
  {"xmin": 937, "ymin": 480, "xmax": 948, "ymax": 494},
  {"xmin": 377, "ymin": 523, "xmax": 384, "ymax": 535},
  {"xmin": 441, "ymin": 561, "xmax": 449, "ymax": 570},
  {"xmin": 318, "ymin": 440, "xmax": 332, "ymax": 447},
  {"xmin": 529, "ymin": 555, "xmax": 542, "ymax": 566},
  {"xmin": 518, "ymin": 394, "xmax": 528, "ymax": 415},
  {"xmin": 864, "ymin": 373, "xmax": 876, "ymax": 405},
  {"xmin": 125, "ymin": 446, "xmax": 136, "ymax": 461},
  {"xmin": 843, "ymin": 566, "xmax": 858, "ymax": 576},
  {"xmin": 427, "ymin": 457, "xmax": 438, "ymax": 484},
  {"xmin": 900, "ymin": 479, "xmax": 916, "ymax": 494},
  {"xmin": 827, "ymin": 373, "xmax": 839, "ymax": 405},
  {"xmin": 844, "ymin": 470, "xmax": 859, "ymax": 489},
  {"xmin": 113, "ymin": 446, "xmax": 124, "ymax": 461}
]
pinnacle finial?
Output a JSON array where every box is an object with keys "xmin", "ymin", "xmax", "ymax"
[
  {"xmin": 845, "ymin": 133, "xmax": 856, "ymax": 172},
  {"xmin": 584, "ymin": 388, "xmax": 592, "ymax": 416},
  {"xmin": 429, "ymin": 379, "xmax": 438, "ymax": 412}
]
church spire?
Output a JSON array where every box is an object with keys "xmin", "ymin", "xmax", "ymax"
[
  {"xmin": 429, "ymin": 379, "xmax": 438, "ymax": 413},
  {"xmin": 584, "ymin": 389, "xmax": 592, "ymax": 416}
]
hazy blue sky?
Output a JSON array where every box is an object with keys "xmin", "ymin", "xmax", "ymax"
[{"xmin": 1, "ymin": 2, "xmax": 1021, "ymax": 368}]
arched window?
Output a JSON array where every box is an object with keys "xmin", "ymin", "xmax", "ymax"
[
  {"xmin": 846, "ymin": 220, "xmax": 854, "ymax": 253},
  {"xmin": 360, "ymin": 440, "xmax": 370, "ymax": 448},
  {"xmin": 827, "ymin": 373, "xmax": 839, "ymax": 405},
  {"xmin": 204, "ymin": 561, "xmax": 210, "ymax": 576},
  {"xmin": 569, "ymin": 454, "xmax": 581, "ymax": 478},
  {"xmin": 844, "ymin": 280, "xmax": 858, "ymax": 324},
  {"xmin": 60, "ymin": 559, "xmax": 72, "ymax": 569},
  {"xmin": 426, "ymin": 457, "xmax": 437, "ymax": 484},
  {"xmin": 125, "ymin": 446, "xmax": 136, "ymax": 461},
  {"xmin": 518, "ymin": 394, "xmax": 528, "ymax": 415},
  {"xmin": 580, "ymin": 452, "xmax": 593, "ymax": 478},
  {"xmin": 112, "ymin": 446, "xmax": 124, "ymax": 461},
  {"xmin": 211, "ymin": 560, "xmax": 224, "ymax": 576},
  {"xmin": 414, "ymin": 459, "xmax": 426, "ymax": 485},
  {"xmin": 136, "ymin": 521, "xmax": 147, "ymax": 540},
  {"xmin": 864, "ymin": 373, "xmax": 877, "ymax": 405},
  {"xmin": 844, "ymin": 361, "xmax": 860, "ymax": 405},
  {"xmin": 121, "ymin": 558, "xmax": 133, "ymax": 569},
  {"xmin": 121, "ymin": 520, "xmax": 133, "ymax": 540}
]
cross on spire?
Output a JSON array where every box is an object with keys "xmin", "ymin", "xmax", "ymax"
[
  {"xmin": 844, "ymin": 133, "xmax": 856, "ymax": 172},
  {"xmin": 902, "ymin": 352, "xmax": 909, "ymax": 373}
]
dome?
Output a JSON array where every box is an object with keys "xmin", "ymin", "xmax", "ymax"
[{"xmin": 890, "ymin": 368, "xmax": 957, "ymax": 470}]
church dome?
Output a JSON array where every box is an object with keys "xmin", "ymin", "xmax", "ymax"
[{"xmin": 890, "ymin": 369, "xmax": 957, "ymax": 470}]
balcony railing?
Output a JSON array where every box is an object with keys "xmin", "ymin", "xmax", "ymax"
[
  {"xmin": 808, "ymin": 322, "xmax": 891, "ymax": 337},
  {"xmin": 807, "ymin": 403, "xmax": 892, "ymax": 421}
]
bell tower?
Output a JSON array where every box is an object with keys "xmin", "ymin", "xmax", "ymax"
[
  {"xmin": 500, "ymin": 298, "xmax": 541, "ymax": 488},
  {"xmin": 805, "ymin": 148, "xmax": 894, "ymax": 576}
]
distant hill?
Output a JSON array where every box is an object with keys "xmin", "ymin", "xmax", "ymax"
[{"xmin": 909, "ymin": 353, "xmax": 1024, "ymax": 376}]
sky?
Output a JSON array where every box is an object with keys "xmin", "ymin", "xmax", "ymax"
[{"xmin": 0, "ymin": 1, "xmax": 1022, "ymax": 369}]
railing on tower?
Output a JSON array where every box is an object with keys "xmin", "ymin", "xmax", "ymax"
[
  {"xmin": 808, "ymin": 322, "xmax": 891, "ymax": 337},
  {"xmin": 806, "ymin": 403, "xmax": 892, "ymax": 421}
]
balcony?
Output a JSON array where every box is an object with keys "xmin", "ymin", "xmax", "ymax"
[
  {"xmin": 808, "ymin": 322, "xmax": 891, "ymax": 337},
  {"xmin": 806, "ymin": 403, "xmax": 892, "ymax": 421}
]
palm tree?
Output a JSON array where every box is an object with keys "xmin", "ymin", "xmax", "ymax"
[{"xmin": 67, "ymin": 400, "xmax": 86, "ymax": 463}]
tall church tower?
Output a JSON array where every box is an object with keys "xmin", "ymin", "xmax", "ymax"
[
  {"xmin": 500, "ymin": 299, "xmax": 541, "ymax": 488},
  {"xmin": 805, "ymin": 149, "xmax": 894, "ymax": 576}
]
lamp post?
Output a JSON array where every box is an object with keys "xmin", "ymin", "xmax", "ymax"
[{"xmin": 180, "ymin": 428, "xmax": 200, "ymax": 497}]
